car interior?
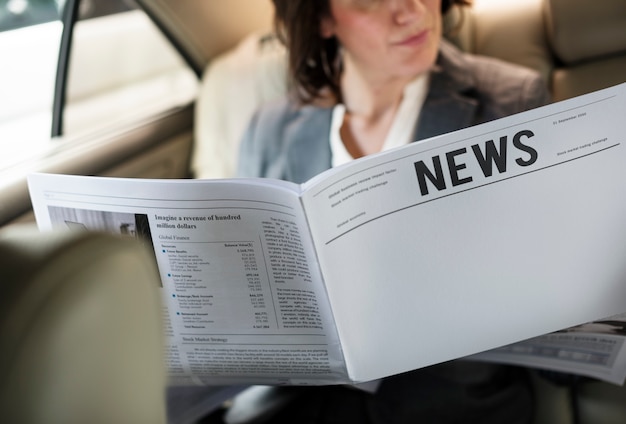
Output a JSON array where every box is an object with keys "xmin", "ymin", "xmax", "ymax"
[{"xmin": 0, "ymin": 0, "xmax": 625, "ymax": 423}]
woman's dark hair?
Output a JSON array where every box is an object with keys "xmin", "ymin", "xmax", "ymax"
[{"xmin": 272, "ymin": 0, "xmax": 472, "ymax": 103}]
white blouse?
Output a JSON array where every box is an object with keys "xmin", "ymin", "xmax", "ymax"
[{"xmin": 330, "ymin": 73, "xmax": 430, "ymax": 168}]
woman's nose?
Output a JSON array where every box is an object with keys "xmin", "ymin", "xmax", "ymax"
[{"xmin": 392, "ymin": 0, "xmax": 425, "ymax": 25}]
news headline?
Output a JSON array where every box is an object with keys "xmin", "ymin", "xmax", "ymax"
[{"xmin": 414, "ymin": 129, "xmax": 538, "ymax": 196}]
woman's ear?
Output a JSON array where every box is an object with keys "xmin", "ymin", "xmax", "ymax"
[{"xmin": 320, "ymin": 15, "xmax": 335, "ymax": 38}]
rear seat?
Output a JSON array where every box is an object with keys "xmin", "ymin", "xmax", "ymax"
[{"xmin": 456, "ymin": 0, "xmax": 626, "ymax": 101}]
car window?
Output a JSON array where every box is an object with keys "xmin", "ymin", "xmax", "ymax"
[
  {"xmin": 63, "ymin": 0, "xmax": 197, "ymax": 136},
  {"xmin": 0, "ymin": 0, "xmax": 63, "ymax": 168},
  {"xmin": 0, "ymin": 0, "xmax": 197, "ymax": 169},
  {"xmin": 0, "ymin": 0, "xmax": 61, "ymax": 30}
]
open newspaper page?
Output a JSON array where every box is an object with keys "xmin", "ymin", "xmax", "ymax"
[
  {"xmin": 469, "ymin": 312, "xmax": 626, "ymax": 385},
  {"xmin": 300, "ymin": 83, "xmax": 626, "ymax": 383},
  {"xmin": 27, "ymin": 175, "xmax": 349, "ymax": 385}
]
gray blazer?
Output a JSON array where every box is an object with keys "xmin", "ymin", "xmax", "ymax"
[{"xmin": 238, "ymin": 40, "xmax": 550, "ymax": 184}]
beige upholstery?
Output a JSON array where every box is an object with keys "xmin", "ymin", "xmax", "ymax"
[
  {"xmin": 545, "ymin": 0, "xmax": 626, "ymax": 64},
  {"xmin": 0, "ymin": 226, "xmax": 166, "ymax": 424},
  {"xmin": 544, "ymin": 0, "xmax": 626, "ymax": 100},
  {"xmin": 464, "ymin": 0, "xmax": 626, "ymax": 101},
  {"xmin": 461, "ymin": 0, "xmax": 555, "ymax": 82}
]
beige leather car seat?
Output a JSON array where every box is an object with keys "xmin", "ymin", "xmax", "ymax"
[
  {"xmin": 0, "ymin": 226, "xmax": 166, "ymax": 424},
  {"xmin": 543, "ymin": 0, "xmax": 626, "ymax": 101}
]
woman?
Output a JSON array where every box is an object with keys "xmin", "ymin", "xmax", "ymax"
[
  {"xmin": 238, "ymin": 0, "xmax": 550, "ymax": 182},
  {"xmin": 238, "ymin": 0, "xmax": 549, "ymax": 422}
]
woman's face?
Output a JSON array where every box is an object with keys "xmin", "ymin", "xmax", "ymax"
[{"xmin": 322, "ymin": 0, "xmax": 442, "ymax": 83}]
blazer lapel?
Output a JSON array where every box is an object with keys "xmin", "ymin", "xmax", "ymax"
[
  {"xmin": 279, "ymin": 41, "xmax": 480, "ymax": 183},
  {"xmin": 414, "ymin": 41, "xmax": 479, "ymax": 142}
]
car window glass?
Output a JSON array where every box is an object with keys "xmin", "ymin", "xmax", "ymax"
[
  {"xmin": 0, "ymin": 0, "xmax": 64, "ymax": 168},
  {"xmin": 63, "ymin": 0, "xmax": 197, "ymax": 137},
  {"xmin": 0, "ymin": 0, "xmax": 197, "ymax": 170}
]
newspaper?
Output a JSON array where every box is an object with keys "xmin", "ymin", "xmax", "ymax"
[
  {"xmin": 472, "ymin": 313, "xmax": 626, "ymax": 385},
  {"xmin": 27, "ymin": 83, "xmax": 626, "ymax": 385}
]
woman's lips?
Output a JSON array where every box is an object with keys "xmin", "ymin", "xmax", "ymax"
[{"xmin": 393, "ymin": 29, "xmax": 430, "ymax": 47}]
